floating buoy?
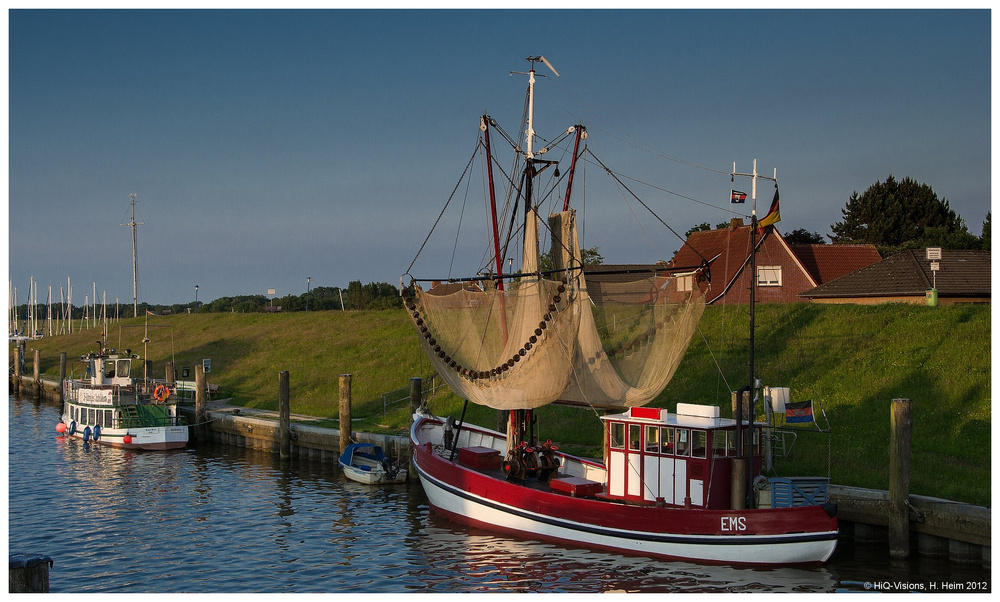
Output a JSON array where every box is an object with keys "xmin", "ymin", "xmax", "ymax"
[
  {"xmin": 56, "ymin": 423, "xmax": 67, "ymax": 433},
  {"xmin": 123, "ymin": 434, "xmax": 132, "ymax": 445},
  {"xmin": 83, "ymin": 426, "xmax": 92, "ymax": 442},
  {"xmin": 69, "ymin": 421, "xmax": 77, "ymax": 436},
  {"xmin": 93, "ymin": 425, "xmax": 101, "ymax": 441}
]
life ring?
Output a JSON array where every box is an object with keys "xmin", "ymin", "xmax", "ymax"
[{"xmin": 154, "ymin": 384, "xmax": 171, "ymax": 402}]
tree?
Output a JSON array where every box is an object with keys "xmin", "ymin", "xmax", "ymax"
[
  {"xmin": 783, "ymin": 228, "xmax": 826, "ymax": 244},
  {"xmin": 982, "ymin": 211, "xmax": 991, "ymax": 251},
  {"xmin": 831, "ymin": 175, "xmax": 974, "ymax": 254},
  {"xmin": 538, "ymin": 246, "xmax": 604, "ymax": 272}
]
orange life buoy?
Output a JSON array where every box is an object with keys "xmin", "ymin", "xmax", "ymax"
[{"xmin": 154, "ymin": 384, "xmax": 171, "ymax": 402}]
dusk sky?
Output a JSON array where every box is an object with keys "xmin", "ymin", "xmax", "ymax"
[{"xmin": 6, "ymin": 8, "xmax": 992, "ymax": 307}]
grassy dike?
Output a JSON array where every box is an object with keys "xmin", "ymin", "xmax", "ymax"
[{"xmin": 15, "ymin": 303, "xmax": 990, "ymax": 506}]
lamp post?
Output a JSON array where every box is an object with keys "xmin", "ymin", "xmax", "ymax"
[
  {"xmin": 195, "ymin": 285, "xmax": 199, "ymax": 313},
  {"xmin": 306, "ymin": 277, "xmax": 311, "ymax": 312}
]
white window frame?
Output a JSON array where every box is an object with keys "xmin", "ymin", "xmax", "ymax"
[
  {"xmin": 757, "ymin": 265, "xmax": 782, "ymax": 287},
  {"xmin": 677, "ymin": 274, "xmax": 693, "ymax": 292}
]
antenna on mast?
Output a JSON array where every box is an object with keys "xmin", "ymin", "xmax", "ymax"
[
  {"xmin": 512, "ymin": 56, "xmax": 560, "ymax": 159},
  {"xmin": 120, "ymin": 193, "xmax": 144, "ymax": 318}
]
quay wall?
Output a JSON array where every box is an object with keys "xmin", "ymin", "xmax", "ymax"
[{"xmin": 12, "ymin": 374, "xmax": 990, "ymax": 567}]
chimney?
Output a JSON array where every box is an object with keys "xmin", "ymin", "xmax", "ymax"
[{"xmin": 729, "ymin": 218, "xmax": 744, "ymax": 231}]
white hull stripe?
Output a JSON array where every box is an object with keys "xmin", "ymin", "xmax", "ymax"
[{"xmin": 415, "ymin": 458, "xmax": 837, "ymax": 548}]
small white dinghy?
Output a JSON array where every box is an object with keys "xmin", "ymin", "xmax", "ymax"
[{"xmin": 338, "ymin": 443, "xmax": 407, "ymax": 485}]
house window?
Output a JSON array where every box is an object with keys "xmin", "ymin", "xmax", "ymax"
[
  {"xmin": 757, "ymin": 266, "xmax": 782, "ymax": 287},
  {"xmin": 677, "ymin": 274, "xmax": 693, "ymax": 292}
]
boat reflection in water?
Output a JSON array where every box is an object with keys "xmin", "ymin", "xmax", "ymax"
[{"xmin": 410, "ymin": 513, "xmax": 838, "ymax": 593}]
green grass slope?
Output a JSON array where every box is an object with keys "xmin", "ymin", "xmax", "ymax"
[{"xmin": 14, "ymin": 303, "xmax": 990, "ymax": 505}]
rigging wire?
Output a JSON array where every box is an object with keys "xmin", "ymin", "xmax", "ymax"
[{"xmin": 405, "ymin": 139, "xmax": 482, "ymax": 277}]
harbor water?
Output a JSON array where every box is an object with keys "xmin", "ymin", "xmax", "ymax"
[{"xmin": 8, "ymin": 396, "xmax": 991, "ymax": 593}]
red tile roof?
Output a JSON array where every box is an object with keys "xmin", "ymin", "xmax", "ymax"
[{"xmin": 789, "ymin": 244, "xmax": 882, "ymax": 284}]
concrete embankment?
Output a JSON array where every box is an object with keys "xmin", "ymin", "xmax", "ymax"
[{"xmin": 12, "ymin": 374, "xmax": 990, "ymax": 568}]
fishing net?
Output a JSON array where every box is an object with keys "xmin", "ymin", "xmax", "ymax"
[{"xmin": 407, "ymin": 210, "xmax": 706, "ymax": 410}]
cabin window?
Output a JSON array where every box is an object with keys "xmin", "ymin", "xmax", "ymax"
[
  {"xmin": 88, "ymin": 409, "xmax": 95, "ymax": 425},
  {"xmin": 677, "ymin": 274, "xmax": 693, "ymax": 292},
  {"xmin": 645, "ymin": 426, "xmax": 660, "ymax": 453},
  {"xmin": 117, "ymin": 360, "xmax": 130, "ymax": 378},
  {"xmin": 713, "ymin": 431, "xmax": 729, "ymax": 457},
  {"xmin": 727, "ymin": 429, "xmax": 738, "ymax": 455},
  {"xmin": 115, "ymin": 410, "xmax": 122, "ymax": 428},
  {"xmin": 104, "ymin": 360, "xmax": 117, "ymax": 378},
  {"xmin": 628, "ymin": 424, "xmax": 641, "ymax": 452},
  {"xmin": 105, "ymin": 410, "xmax": 113, "ymax": 427},
  {"xmin": 610, "ymin": 422, "xmax": 625, "ymax": 449},
  {"xmin": 691, "ymin": 430, "xmax": 707, "ymax": 458},
  {"xmin": 660, "ymin": 427, "xmax": 674, "ymax": 454},
  {"xmin": 675, "ymin": 428, "xmax": 689, "ymax": 456},
  {"xmin": 97, "ymin": 410, "xmax": 105, "ymax": 428},
  {"xmin": 757, "ymin": 266, "xmax": 782, "ymax": 287}
]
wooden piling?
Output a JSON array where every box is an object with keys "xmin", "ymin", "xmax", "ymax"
[
  {"xmin": 730, "ymin": 458, "xmax": 747, "ymax": 510},
  {"xmin": 12, "ymin": 346, "xmax": 21, "ymax": 395},
  {"xmin": 409, "ymin": 377, "xmax": 422, "ymax": 414},
  {"xmin": 339, "ymin": 374, "xmax": 352, "ymax": 455},
  {"xmin": 165, "ymin": 361, "xmax": 175, "ymax": 386},
  {"xmin": 59, "ymin": 352, "xmax": 67, "ymax": 402},
  {"xmin": 889, "ymin": 398, "xmax": 913, "ymax": 558},
  {"xmin": 279, "ymin": 371, "xmax": 291, "ymax": 459},
  {"xmin": 32, "ymin": 349, "xmax": 41, "ymax": 399},
  {"xmin": 195, "ymin": 365, "xmax": 206, "ymax": 442}
]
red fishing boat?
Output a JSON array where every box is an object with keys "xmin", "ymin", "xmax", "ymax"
[{"xmin": 404, "ymin": 57, "xmax": 837, "ymax": 565}]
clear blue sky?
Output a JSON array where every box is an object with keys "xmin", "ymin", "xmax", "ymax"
[{"xmin": 6, "ymin": 9, "xmax": 991, "ymax": 307}]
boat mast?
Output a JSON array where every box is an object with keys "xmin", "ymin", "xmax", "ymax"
[
  {"xmin": 731, "ymin": 159, "xmax": 777, "ymax": 508},
  {"xmin": 481, "ymin": 114, "xmax": 509, "ymax": 343},
  {"xmin": 121, "ymin": 193, "xmax": 143, "ymax": 318}
]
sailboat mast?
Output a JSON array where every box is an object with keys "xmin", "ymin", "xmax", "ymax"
[
  {"xmin": 482, "ymin": 114, "xmax": 509, "ymax": 343},
  {"xmin": 121, "ymin": 193, "xmax": 144, "ymax": 317}
]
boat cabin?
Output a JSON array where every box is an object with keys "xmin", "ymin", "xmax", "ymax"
[
  {"xmin": 600, "ymin": 404, "xmax": 761, "ymax": 509},
  {"xmin": 83, "ymin": 351, "xmax": 137, "ymax": 388}
]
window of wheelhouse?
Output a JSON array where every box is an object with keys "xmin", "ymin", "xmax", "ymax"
[
  {"xmin": 713, "ymin": 430, "xmax": 729, "ymax": 457},
  {"xmin": 660, "ymin": 427, "xmax": 674, "ymax": 454},
  {"xmin": 645, "ymin": 425, "xmax": 659, "ymax": 453},
  {"xmin": 675, "ymin": 428, "xmax": 689, "ymax": 456},
  {"xmin": 692, "ymin": 430, "xmax": 707, "ymax": 458},
  {"xmin": 104, "ymin": 360, "xmax": 116, "ymax": 378},
  {"xmin": 628, "ymin": 424, "xmax": 641, "ymax": 452},
  {"xmin": 117, "ymin": 360, "xmax": 130, "ymax": 378},
  {"xmin": 609, "ymin": 422, "xmax": 625, "ymax": 449}
]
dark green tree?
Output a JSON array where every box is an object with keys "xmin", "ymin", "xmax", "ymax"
[
  {"xmin": 783, "ymin": 228, "xmax": 826, "ymax": 244},
  {"xmin": 538, "ymin": 246, "xmax": 604, "ymax": 272},
  {"xmin": 981, "ymin": 211, "xmax": 991, "ymax": 251},
  {"xmin": 831, "ymin": 175, "xmax": 974, "ymax": 254}
]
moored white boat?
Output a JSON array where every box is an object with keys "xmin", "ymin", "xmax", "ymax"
[
  {"xmin": 402, "ymin": 56, "xmax": 838, "ymax": 565},
  {"xmin": 59, "ymin": 349, "xmax": 188, "ymax": 450},
  {"xmin": 339, "ymin": 442, "xmax": 407, "ymax": 485}
]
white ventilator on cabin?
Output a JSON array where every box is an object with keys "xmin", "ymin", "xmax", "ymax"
[{"xmin": 410, "ymin": 209, "xmax": 706, "ymax": 411}]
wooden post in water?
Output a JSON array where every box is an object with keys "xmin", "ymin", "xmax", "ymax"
[
  {"xmin": 889, "ymin": 398, "xmax": 913, "ymax": 558},
  {"xmin": 12, "ymin": 346, "xmax": 22, "ymax": 395},
  {"xmin": 339, "ymin": 374, "xmax": 352, "ymax": 455},
  {"xmin": 195, "ymin": 365, "xmax": 206, "ymax": 443},
  {"xmin": 59, "ymin": 352, "xmax": 67, "ymax": 402},
  {"xmin": 33, "ymin": 349, "xmax": 41, "ymax": 399},
  {"xmin": 730, "ymin": 458, "xmax": 747, "ymax": 510},
  {"xmin": 279, "ymin": 370, "xmax": 291, "ymax": 459}
]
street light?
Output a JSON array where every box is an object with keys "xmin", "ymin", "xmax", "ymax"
[
  {"xmin": 306, "ymin": 277, "xmax": 311, "ymax": 312},
  {"xmin": 195, "ymin": 285, "xmax": 199, "ymax": 313}
]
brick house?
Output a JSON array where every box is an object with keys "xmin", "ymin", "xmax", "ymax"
[{"xmin": 666, "ymin": 218, "xmax": 881, "ymax": 305}]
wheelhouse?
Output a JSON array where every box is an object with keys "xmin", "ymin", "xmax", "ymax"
[{"xmin": 600, "ymin": 403, "xmax": 761, "ymax": 509}]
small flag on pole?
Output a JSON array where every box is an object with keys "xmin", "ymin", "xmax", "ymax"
[
  {"xmin": 730, "ymin": 189, "xmax": 747, "ymax": 204},
  {"xmin": 785, "ymin": 399, "xmax": 814, "ymax": 424},
  {"xmin": 758, "ymin": 187, "xmax": 781, "ymax": 229}
]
